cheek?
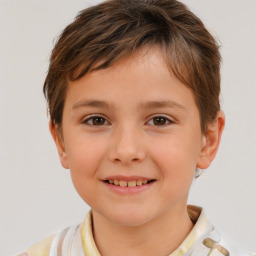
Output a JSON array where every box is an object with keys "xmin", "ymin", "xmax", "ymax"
[
  {"xmin": 65, "ymin": 134, "xmax": 108, "ymax": 205},
  {"xmin": 148, "ymin": 139, "xmax": 196, "ymax": 205},
  {"xmin": 65, "ymin": 134, "xmax": 107, "ymax": 181},
  {"xmin": 148, "ymin": 134, "xmax": 199, "ymax": 182}
]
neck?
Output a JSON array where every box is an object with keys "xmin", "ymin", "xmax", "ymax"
[{"xmin": 91, "ymin": 205, "xmax": 194, "ymax": 256}]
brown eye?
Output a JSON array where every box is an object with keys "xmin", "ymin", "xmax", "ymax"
[
  {"xmin": 153, "ymin": 117, "xmax": 168, "ymax": 125},
  {"xmin": 92, "ymin": 117, "xmax": 106, "ymax": 125},
  {"xmin": 83, "ymin": 116, "xmax": 108, "ymax": 126},
  {"xmin": 147, "ymin": 116, "xmax": 173, "ymax": 126}
]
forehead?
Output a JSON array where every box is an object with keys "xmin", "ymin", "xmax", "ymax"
[{"xmin": 64, "ymin": 47, "xmax": 197, "ymax": 113}]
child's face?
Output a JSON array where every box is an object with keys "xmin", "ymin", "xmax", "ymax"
[{"xmin": 53, "ymin": 48, "xmax": 211, "ymax": 226}]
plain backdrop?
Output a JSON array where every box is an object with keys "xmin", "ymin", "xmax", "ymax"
[{"xmin": 0, "ymin": 0, "xmax": 255, "ymax": 255}]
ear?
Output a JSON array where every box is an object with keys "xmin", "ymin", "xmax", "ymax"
[
  {"xmin": 197, "ymin": 111, "xmax": 225, "ymax": 169},
  {"xmin": 49, "ymin": 121, "xmax": 69, "ymax": 169}
]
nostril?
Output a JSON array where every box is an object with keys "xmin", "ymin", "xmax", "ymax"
[{"xmin": 132, "ymin": 158, "xmax": 141, "ymax": 162}]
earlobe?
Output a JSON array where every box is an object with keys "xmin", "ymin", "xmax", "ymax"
[
  {"xmin": 197, "ymin": 111, "xmax": 225, "ymax": 169},
  {"xmin": 49, "ymin": 121, "xmax": 70, "ymax": 169}
]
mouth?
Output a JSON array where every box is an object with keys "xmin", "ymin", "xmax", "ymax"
[{"xmin": 103, "ymin": 179, "xmax": 156, "ymax": 187}]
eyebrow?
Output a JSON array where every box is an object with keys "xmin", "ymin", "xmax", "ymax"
[
  {"xmin": 72, "ymin": 99, "xmax": 110, "ymax": 110},
  {"xmin": 140, "ymin": 100, "xmax": 186, "ymax": 111},
  {"xmin": 72, "ymin": 99, "xmax": 186, "ymax": 111}
]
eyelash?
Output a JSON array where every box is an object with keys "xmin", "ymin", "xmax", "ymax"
[
  {"xmin": 82, "ymin": 115, "xmax": 110, "ymax": 126},
  {"xmin": 147, "ymin": 115, "xmax": 174, "ymax": 126},
  {"xmin": 82, "ymin": 115, "xmax": 174, "ymax": 127}
]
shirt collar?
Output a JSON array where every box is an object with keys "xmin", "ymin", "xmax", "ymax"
[
  {"xmin": 80, "ymin": 205, "xmax": 210, "ymax": 256},
  {"xmin": 170, "ymin": 205, "xmax": 211, "ymax": 256}
]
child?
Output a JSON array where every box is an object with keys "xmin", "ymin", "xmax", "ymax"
[{"xmin": 17, "ymin": 0, "xmax": 254, "ymax": 255}]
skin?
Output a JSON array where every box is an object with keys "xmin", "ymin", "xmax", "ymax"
[{"xmin": 50, "ymin": 47, "xmax": 225, "ymax": 256}]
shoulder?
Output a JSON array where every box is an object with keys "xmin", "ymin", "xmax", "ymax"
[
  {"xmin": 211, "ymin": 231, "xmax": 255, "ymax": 256},
  {"xmin": 16, "ymin": 223, "xmax": 83, "ymax": 256},
  {"xmin": 206, "ymin": 229, "xmax": 255, "ymax": 256},
  {"xmin": 16, "ymin": 234, "xmax": 55, "ymax": 256},
  {"xmin": 221, "ymin": 240, "xmax": 255, "ymax": 256},
  {"xmin": 187, "ymin": 206, "xmax": 255, "ymax": 256}
]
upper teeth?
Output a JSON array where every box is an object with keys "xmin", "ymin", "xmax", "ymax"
[{"xmin": 108, "ymin": 180, "xmax": 149, "ymax": 187}]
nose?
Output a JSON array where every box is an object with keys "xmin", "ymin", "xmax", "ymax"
[{"xmin": 108, "ymin": 125, "xmax": 146, "ymax": 165}]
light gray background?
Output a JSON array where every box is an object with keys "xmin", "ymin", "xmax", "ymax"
[{"xmin": 0, "ymin": 0, "xmax": 255, "ymax": 255}]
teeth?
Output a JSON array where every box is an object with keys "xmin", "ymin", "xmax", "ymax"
[
  {"xmin": 128, "ymin": 181, "xmax": 136, "ymax": 187},
  {"xmin": 136, "ymin": 180, "xmax": 143, "ymax": 186},
  {"xmin": 120, "ymin": 180, "xmax": 128, "ymax": 187},
  {"xmin": 108, "ymin": 179, "xmax": 151, "ymax": 187}
]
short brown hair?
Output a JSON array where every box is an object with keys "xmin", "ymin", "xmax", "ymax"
[{"xmin": 43, "ymin": 0, "xmax": 221, "ymax": 134}]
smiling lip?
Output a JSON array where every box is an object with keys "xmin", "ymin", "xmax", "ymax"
[
  {"xmin": 103, "ymin": 175, "xmax": 153, "ymax": 181},
  {"xmin": 102, "ymin": 175, "xmax": 156, "ymax": 195}
]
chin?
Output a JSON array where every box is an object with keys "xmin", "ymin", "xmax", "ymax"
[{"xmin": 107, "ymin": 208, "xmax": 154, "ymax": 227}]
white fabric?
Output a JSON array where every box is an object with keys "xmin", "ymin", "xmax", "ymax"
[
  {"xmin": 70, "ymin": 226, "xmax": 85, "ymax": 256},
  {"xmin": 47, "ymin": 208, "xmax": 254, "ymax": 256},
  {"xmin": 49, "ymin": 225, "xmax": 84, "ymax": 256}
]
